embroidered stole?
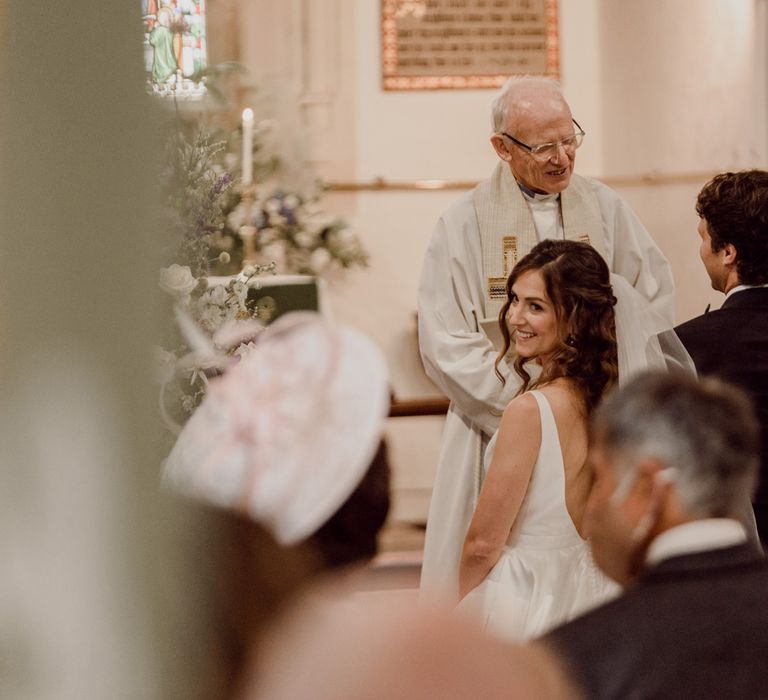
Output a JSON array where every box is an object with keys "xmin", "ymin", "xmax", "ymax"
[{"xmin": 473, "ymin": 162, "xmax": 606, "ymax": 320}]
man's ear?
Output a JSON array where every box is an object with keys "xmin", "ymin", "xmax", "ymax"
[
  {"xmin": 491, "ymin": 134, "xmax": 512, "ymax": 162},
  {"xmin": 634, "ymin": 458, "xmax": 666, "ymax": 494},
  {"xmin": 630, "ymin": 458, "xmax": 674, "ymax": 513},
  {"xmin": 722, "ymin": 243, "xmax": 738, "ymax": 267},
  {"xmin": 628, "ymin": 458, "xmax": 673, "ymax": 545}
]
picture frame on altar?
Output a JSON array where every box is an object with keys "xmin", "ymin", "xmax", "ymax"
[{"xmin": 381, "ymin": 0, "xmax": 559, "ymax": 91}]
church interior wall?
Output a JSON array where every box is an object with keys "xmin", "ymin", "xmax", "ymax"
[
  {"xmin": 228, "ymin": 0, "xmax": 768, "ymax": 523},
  {"xmin": 597, "ymin": 0, "xmax": 768, "ymax": 322}
]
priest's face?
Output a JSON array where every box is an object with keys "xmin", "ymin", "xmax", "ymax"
[
  {"xmin": 492, "ymin": 90, "xmax": 576, "ymax": 194},
  {"xmin": 506, "ymin": 269, "xmax": 560, "ymax": 363}
]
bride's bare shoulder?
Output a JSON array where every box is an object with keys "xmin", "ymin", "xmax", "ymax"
[
  {"xmin": 538, "ymin": 379, "xmax": 585, "ymax": 418},
  {"xmin": 500, "ymin": 391, "xmax": 541, "ymax": 429}
]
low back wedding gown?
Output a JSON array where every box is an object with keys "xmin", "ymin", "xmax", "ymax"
[{"xmin": 458, "ymin": 390, "xmax": 617, "ymax": 641}]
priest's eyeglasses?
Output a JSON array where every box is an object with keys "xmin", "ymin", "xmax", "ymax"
[{"xmin": 501, "ymin": 120, "xmax": 585, "ymax": 161}]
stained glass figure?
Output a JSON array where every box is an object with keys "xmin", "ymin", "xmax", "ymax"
[{"xmin": 143, "ymin": 0, "xmax": 208, "ymax": 99}]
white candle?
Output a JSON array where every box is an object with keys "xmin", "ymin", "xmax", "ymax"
[{"xmin": 241, "ymin": 108, "xmax": 254, "ymax": 186}]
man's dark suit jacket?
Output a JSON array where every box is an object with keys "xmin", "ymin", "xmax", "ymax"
[
  {"xmin": 543, "ymin": 542, "xmax": 768, "ymax": 699},
  {"xmin": 675, "ymin": 287, "xmax": 768, "ymax": 541}
]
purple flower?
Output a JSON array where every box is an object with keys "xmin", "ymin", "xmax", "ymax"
[{"xmin": 212, "ymin": 172, "xmax": 232, "ymax": 195}]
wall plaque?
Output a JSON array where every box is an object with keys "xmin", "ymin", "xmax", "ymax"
[{"xmin": 382, "ymin": 0, "xmax": 558, "ymax": 90}]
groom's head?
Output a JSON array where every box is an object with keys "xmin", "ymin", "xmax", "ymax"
[
  {"xmin": 583, "ymin": 371, "xmax": 759, "ymax": 584},
  {"xmin": 695, "ymin": 170, "xmax": 768, "ymax": 294}
]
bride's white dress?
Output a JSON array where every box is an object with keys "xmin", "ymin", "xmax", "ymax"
[{"xmin": 459, "ymin": 390, "xmax": 618, "ymax": 641}]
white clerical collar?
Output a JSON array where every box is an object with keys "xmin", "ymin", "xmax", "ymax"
[
  {"xmin": 725, "ymin": 283, "xmax": 768, "ymax": 301},
  {"xmin": 517, "ymin": 181, "xmax": 560, "ymax": 203},
  {"xmin": 645, "ymin": 518, "xmax": 746, "ymax": 567}
]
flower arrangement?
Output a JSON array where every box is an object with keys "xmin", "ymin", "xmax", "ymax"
[
  {"xmin": 219, "ymin": 186, "xmax": 368, "ymax": 276},
  {"xmin": 154, "ymin": 102, "xmax": 368, "ymax": 435},
  {"xmin": 155, "ymin": 260, "xmax": 276, "ymax": 432}
]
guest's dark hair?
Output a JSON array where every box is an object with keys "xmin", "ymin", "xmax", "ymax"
[
  {"xmin": 494, "ymin": 240, "xmax": 618, "ymax": 413},
  {"xmin": 696, "ymin": 169, "xmax": 768, "ymax": 285},
  {"xmin": 310, "ymin": 439, "xmax": 390, "ymax": 569}
]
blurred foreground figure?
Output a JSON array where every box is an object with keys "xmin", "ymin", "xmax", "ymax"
[
  {"xmin": 166, "ymin": 312, "xmax": 579, "ymax": 699},
  {"xmin": 253, "ymin": 600, "xmax": 578, "ymax": 700},
  {"xmin": 165, "ymin": 311, "xmax": 391, "ymax": 569},
  {"xmin": 163, "ymin": 313, "xmax": 391, "ymax": 689},
  {"xmin": 542, "ymin": 372, "xmax": 768, "ymax": 699}
]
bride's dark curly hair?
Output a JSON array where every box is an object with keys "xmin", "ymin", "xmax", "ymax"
[{"xmin": 494, "ymin": 239, "xmax": 618, "ymax": 414}]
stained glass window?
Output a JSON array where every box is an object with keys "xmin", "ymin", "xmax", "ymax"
[{"xmin": 142, "ymin": 1, "xmax": 208, "ymax": 99}]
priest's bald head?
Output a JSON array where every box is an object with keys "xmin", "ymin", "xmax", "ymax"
[{"xmin": 489, "ymin": 77, "xmax": 585, "ymax": 196}]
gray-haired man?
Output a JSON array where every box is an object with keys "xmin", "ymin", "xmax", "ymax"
[{"xmin": 541, "ymin": 372, "xmax": 768, "ymax": 699}]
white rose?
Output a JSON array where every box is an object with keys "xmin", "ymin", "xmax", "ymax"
[
  {"xmin": 294, "ymin": 232, "xmax": 314, "ymax": 249},
  {"xmin": 197, "ymin": 304, "xmax": 223, "ymax": 332},
  {"xmin": 208, "ymin": 284, "xmax": 228, "ymax": 307},
  {"xmin": 310, "ymin": 247, "xmax": 332, "ymax": 271},
  {"xmin": 334, "ymin": 227, "xmax": 356, "ymax": 244},
  {"xmin": 159, "ymin": 264, "xmax": 197, "ymax": 304}
]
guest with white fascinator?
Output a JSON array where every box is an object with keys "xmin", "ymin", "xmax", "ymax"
[
  {"xmin": 164, "ymin": 310, "xmax": 392, "ymax": 569},
  {"xmin": 161, "ymin": 312, "xmax": 392, "ymax": 696}
]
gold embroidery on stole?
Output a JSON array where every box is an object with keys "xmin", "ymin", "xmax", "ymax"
[{"xmin": 487, "ymin": 235, "xmax": 518, "ymax": 299}]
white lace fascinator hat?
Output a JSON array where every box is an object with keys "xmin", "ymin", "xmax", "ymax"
[{"xmin": 163, "ymin": 312, "xmax": 390, "ymax": 545}]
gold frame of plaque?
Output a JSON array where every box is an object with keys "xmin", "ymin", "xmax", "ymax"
[{"xmin": 381, "ymin": 0, "xmax": 559, "ymax": 91}]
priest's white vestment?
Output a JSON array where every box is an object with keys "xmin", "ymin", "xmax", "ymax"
[{"xmin": 417, "ymin": 173, "xmax": 675, "ymax": 599}]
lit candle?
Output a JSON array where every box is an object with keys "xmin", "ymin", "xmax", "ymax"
[{"xmin": 241, "ymin": 108, "xmax": 254, "ymax": 186}]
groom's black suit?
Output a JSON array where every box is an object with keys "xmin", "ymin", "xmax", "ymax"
[
  {"xmin": 674, "ymin": 287, "xmax": 768, "ymax": 542},
  {"xmin": 543, "ymin": 542, "xmax": 768, "ymax": 699}
]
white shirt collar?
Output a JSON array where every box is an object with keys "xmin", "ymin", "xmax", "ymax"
[
  {"xmin": 725, "ymin": 283, "xmax": 768, "ymax": 301},
  {"xmin": 645, "ymin": 518, "xmax": 747, "ymax": 567},
  {"xmin": 517, "ymin": 181, "xmax": 560, "ymax": 203}
]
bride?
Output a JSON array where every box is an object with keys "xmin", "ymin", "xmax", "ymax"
[{"xmin": 457, "ymin": 239, "xmax": 621, "ymax": 640}]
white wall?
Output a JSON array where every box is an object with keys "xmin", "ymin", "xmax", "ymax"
[
  {"xmin": 353, "ymin": 0, "xmax": 602, "ymax": 181},
  {"xmin": 597, "ymin": 0, "xmax": 768, "ymax": 322},
  {"xmin": 600, "ymin": 0, "xmax": 764, "ymax": 175}
]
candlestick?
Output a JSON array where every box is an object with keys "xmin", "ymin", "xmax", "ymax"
[
  {"xmin": 239, "ymin": 183, "xmax": 258, "ymax": 268},
  {"xmin": 241, "ymin": 107, "xmax": 254, "ymax": 186}
]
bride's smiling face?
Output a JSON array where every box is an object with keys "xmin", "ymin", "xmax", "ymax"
[{"xmin": 506, "ymin": 269, "xmax": 561, "ymax": 363}]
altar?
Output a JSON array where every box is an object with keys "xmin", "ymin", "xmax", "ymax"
[{"xmin": 206, "ymin": 274, "xmax": 324, "ymax": 326}]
